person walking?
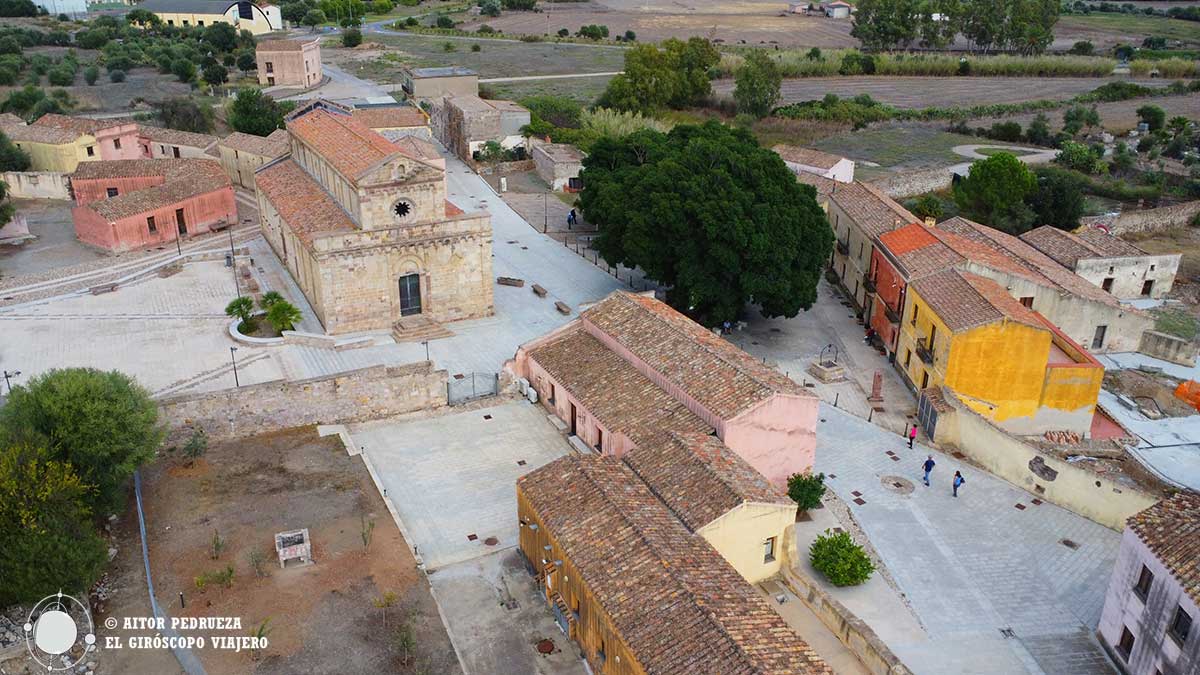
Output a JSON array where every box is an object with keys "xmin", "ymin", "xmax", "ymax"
[
  {"xmin": 922, "ymin": 455, "xmax": 935, "ymax": 487},
  {"xmin": 953, "ymin": 471, "xmax": 965, "ymax": 498},
  {"xmin": 908, "ymin": 424, "xmax": 917, "ymax": 449}
]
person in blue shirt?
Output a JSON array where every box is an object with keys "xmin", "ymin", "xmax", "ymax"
[
  {"xmin": 922, "ymin": 455, "xmax": 935, "ymax": 487},
  {"xmin": 953, "ymin": 471, "xmax": 965, "ymax": 498}
]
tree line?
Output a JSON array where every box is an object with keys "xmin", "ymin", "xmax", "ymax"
[{"xmin": 850, "ymin": 0, "xmax": 1059, "ymax": 54}]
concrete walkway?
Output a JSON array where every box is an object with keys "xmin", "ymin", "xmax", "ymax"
[{"xmin": 816, "ymin": 403, "xmax": 1120, "ymax": 675}]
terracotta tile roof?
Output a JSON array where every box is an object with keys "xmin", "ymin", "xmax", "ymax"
[
  {"xmin": 828, "ymin": 180, "xmax": 919, "ymax": 239},
  {"xmin": 1075, "ymin": 227, "xmax": 1147, "ymax": 259},
  {"xmin": 528, "ymin": 326, "xmax": 712, "ymax": 449},
  {"xmin": 350, "ymin": 106, "xmax": 428, "ymax": 130},
  {"xmin": 911, "ymin": 269, "xmax": 1043, "ymax": 334},
  {"xmin": 3, "ymin": 123, "xmax": 77, "ymax": 144},
  {"xmin": 773, "ymin": 144, "xmax": 846, "ymax": 170},
  {"xmin": 0, "ymin": 112, "xmax": 25, "ymax": 127},
  {"xmin": 219, "ymin": 129, "xmax": 290, "ymax": 158},
  {"xmin": 256, "ymin": 38, "xmax": 316, "ymax": 52},
  {"xmin": 895, "ymin": 242, "xmax": 964, "ymax": 279},
  {"xmin": 879, "ymin": 222, "xmax": 939, "ymax": 256},
  {"xmin": 623, "ymin": 432, "xmax": 791, "ymax": 532},
  {"xmin": 519, "ymin": 454, "xmax": 832, "ymax": 675},
  {"xmin": 256, "ymin": 158, "xmax": 356, "ymax": 246},
  {"xmin": 32, "ymin": 113, "xmax": 104, "ymax": 136},
  {"xmin": 794, "ymin": 171, "xmax": 835, "ymax": 197},
  {"xmin": 288, "ymin": 107, "xmax": 402, "ymax": 184},
  {"xmin": 393, "ymin": 135, "xmax": 440, "ymax": 161},
  {"xmin": 444, "ymin": 200, "xmax": 463, "ymax": 216},
  {"xmin": 937, "ymin": 217, "xmax": 1125, "ymax": 308},
  {"xmin": 138, "ymin": 125, "xmax": 219, "ymax": 150},
  {"xmin": 75, "ymin": 159, "xmax": 230, "ymax": 221},
  {"xmin": 1126, "ymin": 492, "xmax": 1200, "ymax": 606},
  {"xmin": 582, "ymin": 292, "xmax": 813, "ymax": 421}
]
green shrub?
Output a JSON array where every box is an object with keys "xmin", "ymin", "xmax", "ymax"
[
  {"xmin": 0, "ymin": 66, "xmax": 17, "ymax": 86},
  {"xmin": 471, "ymin": 43, "xmax": 481, "ymax": 52},
  {"xmin": 787, "ymin": 472, "xmax": 825, "ymax": 511},
  {"xmin": 810, "ymin": 529, "xmax": 875, "ymax": 587},
  {"xmin": 435, "ymin": 14, "xmax": 454, "ymax": 28},
  {"xmin": 108, "ymin": 69, "xmax": 125, "ymax": 83},
  {"xmin": 83, "ymin": 65, "xmax": 98, "ymax": 85},
  {"xmin": 912, "ymin": 194, "xmax": 944, "ymax": 221},
  {"xmin": 46, "ymin": 66, "xmax": 73, "ymax": 86},
  {"xmin": 342, "ymin": 27, "xmax": 362, "ymax": 48}
]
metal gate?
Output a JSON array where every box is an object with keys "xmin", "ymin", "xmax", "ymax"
[
  {"xmin": 448, "ymin": 372, "xmax": 498, "ymax": 405},
  {"xmin": 916, "ymin": 390, "xmax": 940, "ymax": 439}
]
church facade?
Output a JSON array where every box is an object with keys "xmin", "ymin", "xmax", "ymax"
[{"xmin": 255, "ymin": 100, "xmax": 493, "ymax": 335}]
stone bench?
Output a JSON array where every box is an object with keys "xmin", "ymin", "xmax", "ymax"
[
  {"xmin": 532, "ymin": 284, "xmax": 547, "ymax": 298},
  {"xmin": 497, "ymin": 276, "xmax": 525, "ymax": 287},
  {"xmin": 89, "ymin": 282, "xmax": 118, "ymax": 295},
  {"xmin": 555, "ymin": 301, "xmax": 571, "ymax": 315}
]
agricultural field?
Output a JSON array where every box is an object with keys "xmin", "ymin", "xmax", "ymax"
[
  {"xmin": 488, "ymin": 75, "xmax": 614, "ymax": 104},
  {"xmin": 323, "ymin": 32, "xmax": 626, "ymax": 82},
  {"xmin": 712, "ymin": 76, "xmax": 1168, "ymax": 109},
  {"xmin": 807, "ymin": 125, "xmax": 1014, "ymax": 181},
  {"xmin": 453, "ymin": 1, "xmax": 858, "ymax": 47},
  {"xmin": 1056, "ymin": 13, "xmax": 1200, "ymax": 48},
  {"xmin": 970, "ymin": 93, "xmax": 1200, "ymax": 134}
]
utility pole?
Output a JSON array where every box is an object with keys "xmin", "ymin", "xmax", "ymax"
[{"xmin": 229, "ymin": 228, "xmax": 240, "ymax": 298}]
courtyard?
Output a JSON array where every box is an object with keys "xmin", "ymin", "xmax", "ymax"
[{"xmin": 349, "ymin": 400, "xmax": 572, "ymax": 570}]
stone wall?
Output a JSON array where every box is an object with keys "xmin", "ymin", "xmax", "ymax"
[
  {"xmin": 1138, "ymin": 330, "xmax": 1197, "ymax": 367},
  {"xmin": 869, "ymin": 168, "xmax": 953, "ymax": 200},
  {"xmin": 781, "ymin": 531, "xmax": 913, "ymax": 675},
  {"xmin": 3, "ymin": 171, "xmax": 71, "ymax": 199},
  {"xmin": 1083, "ymin": 200, "xmax": 1200, "ymax": 236},
  {"xmin": 158, "ymin": 362, "xmax": 447, "ymax": 444},
  {"xmin": 936, "ymin": 389, "xmax": 1158, "ymax": 530}
]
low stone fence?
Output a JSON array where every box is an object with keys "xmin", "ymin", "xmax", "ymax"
[
  {"xmin": 1138, "ymin": 330, "xmax": 1197, "ymax": 367},
  {"xmin": 780, "ymin": 530, "xmax": 912, "ymax": 675},
  {"xmin": 476, "ymin": 158, "xmax": 535, "ymax": 176},
  {"xmin": 1083, "ymin": 200, "xmax": 1200, "ymax": 236},
  {"xmin": 934, "ymin": 390, "xmax": 1158, "ymax": 530},
  {"xmin": 3, "ymin": 170, "xmax": 70, "ymax": 200},
  {"xmin": 869, "ymin": 167, "xmax": 954, "ymax": 200},
  {"xmin": 158, "ymin": 362, "xmax": 448, "ymax": 444}
]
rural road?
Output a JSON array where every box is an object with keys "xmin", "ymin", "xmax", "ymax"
[{"xmin": 948, "ymin": 144, "xmax": 1057, "ymax": 175}]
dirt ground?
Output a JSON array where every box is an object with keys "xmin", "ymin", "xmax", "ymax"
[
  {"xmin": 97, "ymin": 428, "xmax": 460, "ymax": 675},
  {"xmin": 968, "ymin": 93, "xmax": 1200, "ymax": 134},
  {"xmin": 714, "ymin": 76, "xmax": 1168, "ymax": 109},
  {"xmin": 456, "ymin": 0, "xmax": 857, "ymax": 47},
  {"xmin": 1103, "ymin": 368, "xmax": 1196, "ymax": 417}
]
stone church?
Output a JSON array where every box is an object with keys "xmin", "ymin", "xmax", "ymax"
[{"xmin": 255, "ymin": 100, "xmax": 493, "ymax": 336}]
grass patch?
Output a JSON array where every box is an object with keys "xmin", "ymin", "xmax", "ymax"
[
  {"xmin": 810, "ymin": 127, "xmax": 987, "ymax": 174},
  {"xmin": 1154, "ymin": 307, "xmax": 1200, "ymax": 342},
  {"xmin": 489, "ymin": 75, "xmax": 614, "ymax": 105},
  {"xmin": 975, "ymin": 146, "xmax": 1034, "ymax": 157}
]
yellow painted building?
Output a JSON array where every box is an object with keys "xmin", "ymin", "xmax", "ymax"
[
  {"xmin": 136, "ymin": 0, "xmax": 282, "ymax": 35},
  {"xmin": 3, "ymin": 124, "xmax": 99, "ymax": 172},
  {"xmin": 898, "ymin": 268, "xmax": 1103, "ymax": 436}
]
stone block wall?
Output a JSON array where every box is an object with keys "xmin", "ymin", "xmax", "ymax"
[
  {"xmin": 158, "ymin": 362, "xmax": 448, "ymax": 444},
  {"xmin": 869, "ymin": 168, "xmax": 953, "ymax": 200},
  {"xmin": 1083, "ymin": 200, "xmax": 1200, "ymax": 236},
  {"xmin": 1138, "ymin": 330, "xmax": 1197, "ymax": 367}
]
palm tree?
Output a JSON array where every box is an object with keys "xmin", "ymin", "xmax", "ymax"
[
  {"xmin": 267, "ymin": 301, "xmax": 302, "ymax": 333},
  {"xmin": 225, "ymin": 296, "xmax": 255, "ymax": 331},
  {"xmin": 259, "ymin": 291, "xmax": 283, "ymax": 309}
]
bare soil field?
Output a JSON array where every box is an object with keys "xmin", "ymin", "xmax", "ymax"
[
  {"xmin": 971, "ymin": 93, "xmax": 1200, "ymax": 133},
  {"xmin": 98, "ymin": 428, "xmax": 460, "ymax": 675},
  {"xmin": 14, "ymin": 47, "xmax": 194, "ymax": 112},
  {"xmin": 713, "ymin": 76, "xmax": 1169, "ymax": 108},
  {"xmin": 325, "ymin": 33, "xmax": 626, "ymax": 81},
  {"xmin": 456, "ymin": 2, "xmax": 857, "ymax": 47},
  {"xmin": 1055, "ymin": 14, "xmax": 1200, "ymax": 48}
]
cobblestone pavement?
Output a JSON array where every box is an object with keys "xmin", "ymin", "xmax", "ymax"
[{"xmin": 816, "ymin": 403, "xmax": 1119, "ymax": 675}]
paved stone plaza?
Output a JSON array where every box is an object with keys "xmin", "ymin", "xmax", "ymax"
[
  {"xmin": 816, "ymin": 403, "xmax": 1119, "ymax": 675},
  {"xmin": 349, "ymin": 400, "xmax": 571, "ymax": 570}
]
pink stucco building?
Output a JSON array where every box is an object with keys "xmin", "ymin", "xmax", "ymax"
[
  {"xmin": 1097, "ymin": 492, "xmax": 1198, "ymax": 675},
  {"xmin": 507, "ymin": 291, "xmax": 819, "ymax": 487},
  {"xmin": 256, "ymin": 38, "xmax": 322, "ymax": 88},
  {"xmin": 70, "ymin": 159, "xmax": 236, "ymax": 253},
  {"xmin": 33, "ymin": 113, "xmax": 143, "ymax": 161}
]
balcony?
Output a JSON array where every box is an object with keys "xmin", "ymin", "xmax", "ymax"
[
  {"xmin": 864, "ymin": 274, "xmax": 877, "ymax": 294},
  {"xmin": 836, "ymin": 240, "xmax": 849, "ymax": 256},
  {"xmin": 916, "ymin": 338, "xmax": 935, "ymax": 365},
  {"xmin": 883, "ymin": 303, "xmax": 900, "ymax": 325}
]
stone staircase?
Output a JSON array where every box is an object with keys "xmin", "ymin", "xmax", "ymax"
[{"xmin": 391, "ymin": 315, "xmax": 454, "ymax": 343}]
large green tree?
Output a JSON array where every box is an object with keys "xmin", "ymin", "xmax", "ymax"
[
  {"xmin": 0, "ymin": 368, "xmax": 162, "ymax": 515},
  {"xmin": 1027, "ymin": 168, "xmax": 1084, "ymax": 231},
  {"xmin": 579, "ymin": 121, "xmax": 832, "ymax": 325},
  {"xmin": 850, "ymin": 0, "xmax": 919, "ymax": 51},
  {"xmin": 953, "ymin": 152, "xmax": 1037, "ymax": 234},
  {"xmin": 227, "ymin": 88, "xmax": 293, "ymax": 136},
  {"xmin": 0, "ymin": 129, "xmax": 30, "ymax": 170},
  {"xmin": 598, "ymin": 38, "xmax": 719, "ymax": 114},
  {"xmin": 733, "ymin": 49, "xmax": 782, "ymax": 119},
  {"xmin": 0, "ymin": 436, "xmax": 108, "ymax": 605}
]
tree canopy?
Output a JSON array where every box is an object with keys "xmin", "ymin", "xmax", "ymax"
[
  {"xmin": 953, "ymin": 152, "xmax": 1037, "ymax": 233},
  {"xmin": 0, "ymin": 367, "xmax": 162, "ymax": 515},
  {"xmin": 733, "ymin": 49, "xmax": 782, "ymax": 119},
  {"xmin": 227, "ymin": 88, "xmax": 293, "ymax": 136},
  {"xmin": 579, "ymin": 121, "xmax": 833, "ymax": 325},
  {"xmin": 597, "ymin": 38, "xmax": 719, "ymax": 114},
  {"xmin": 851, "ymin": 0, "xmax": 1059, "ymax": 53}
]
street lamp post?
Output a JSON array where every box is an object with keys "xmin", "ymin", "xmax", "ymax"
[
  {"xmin": 229, "ymin": 347, "xmax": 240, "ymax": 387},
  {"xmin": 2, "ymin": 369, "xmax": 20, "ymax": 394},
  {"xmin": 229, "ymin": 229, "xmax": 241, "ymax": 298}
]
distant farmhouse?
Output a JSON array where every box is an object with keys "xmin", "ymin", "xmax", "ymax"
[{"xmin": 135, "ymin": 0, "xmax": 282, "ymax": 34}]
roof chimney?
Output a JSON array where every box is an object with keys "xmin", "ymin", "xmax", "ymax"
[{"xmin": 924, "ymin": 217, "xmax": 936, "ymax": 227}]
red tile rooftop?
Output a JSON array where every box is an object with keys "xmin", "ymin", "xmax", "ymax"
[
  {"xmin": 255, "ymin": 158, "xmax": 356, "ymax": 245},
  {"xmin": 287, "ymin": 107, "xmax": 402, "ymax": 184}
]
